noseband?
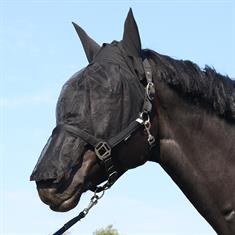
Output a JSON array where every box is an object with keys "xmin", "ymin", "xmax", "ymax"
[{"xmin": 53, "ymin": 58, "xmax": 155, "ymax": 235}]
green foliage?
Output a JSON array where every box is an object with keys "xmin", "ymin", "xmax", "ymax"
[{"xmin": 93, "ymin": 225, "xmax": 119, "ymax": 235}]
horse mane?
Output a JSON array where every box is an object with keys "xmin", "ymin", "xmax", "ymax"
[{"xmin": 144, "ymin": 49, "xmax": 235, "ymax": 122}]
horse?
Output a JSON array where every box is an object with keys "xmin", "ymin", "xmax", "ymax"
[{"xmin": 30, "ymin": 9, "xmax": 235, "ymax": 235}]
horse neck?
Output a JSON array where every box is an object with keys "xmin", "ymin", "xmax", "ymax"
[{"xmin": 152, "ymin": 74, "xmax": 235, "ymax": 235}]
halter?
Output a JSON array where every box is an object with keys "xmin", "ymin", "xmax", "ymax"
[
  {"xmin": 53, "ymin": 58, "xmax": 155, "ymax": 235},
  {"xmin": 62, "ymin": 58, "xmax": 155, "ymax": 189}
]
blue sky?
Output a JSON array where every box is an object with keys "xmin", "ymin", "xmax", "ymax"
[{"xmin": 1, "ymin": 0, "xmax": 234, "ymax": 234}]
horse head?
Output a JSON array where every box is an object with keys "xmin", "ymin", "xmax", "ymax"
[
  {"xmin": 30, "ymin": 9, "xmax": 159, "ymax": 212},
  {"xmin": 30, "ymin": 9, "xmax": 235, "ymax": 235}
]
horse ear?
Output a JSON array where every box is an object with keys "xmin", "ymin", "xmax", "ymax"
[
  {"xmin": 72, "ymin": 22, "xmax": 101, "ymax": 63},
  {"xmin": 122, "ymin": 8, "xmax": 141, "ymax": 57}
]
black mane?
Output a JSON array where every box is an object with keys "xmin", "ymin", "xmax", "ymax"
[{"xmin": 145, "ymin": 50, "xmax": 235, "ymax": 122}]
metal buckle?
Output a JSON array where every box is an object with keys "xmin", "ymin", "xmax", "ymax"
[
  {"xmin": 136, "ymin": 117, "xmax": 144, "ymax": 125},
  {"xmin": 139, "ymin": 111, "xmax": 149, "ymax": 122},
  {"xmin": 146, "ymin": 82, "xmax": 155, "ymax": 101},
  {"xmin": 95, "ymin": 142, "xmax": 111, "ymax": 160}
]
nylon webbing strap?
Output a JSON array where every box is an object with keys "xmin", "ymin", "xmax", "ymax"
[
  {"xmin": 63, "ymin": 124, "xmax": 100, "ymax": 147},
  {"xmin": 143, "ymin": 58, "xmax": 153, "ymax": 83},
  {"xmin": 53, "ymin": 211, "xmax": 86, "ymax": 235},
  {"xmin": 63, "ymin": 118, "xmax": 141, "ymax": 150},
  {"xmin": 108, "ymin": 119, "xmax": 140, "ymax": 147}
]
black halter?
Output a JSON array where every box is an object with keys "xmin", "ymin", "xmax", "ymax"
[
  {"xmin": 60, "ymin": 58, "xmax": 155, "ymax": 190},
  {"xmin": 52, "ymin": 58, "xmax": 155, "ymax": 235}
]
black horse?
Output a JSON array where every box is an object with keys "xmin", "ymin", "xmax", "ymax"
[{"xmin": 30, "ymin": 9, "xmax": 235, "ymax": 235}]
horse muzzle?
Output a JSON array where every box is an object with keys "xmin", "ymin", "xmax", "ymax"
[{"xmin": 36, "ymin": 182, "xmax": 83, "ymax": 212}]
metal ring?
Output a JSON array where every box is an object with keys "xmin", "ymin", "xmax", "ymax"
[
  {"xmin": 140, "ymin": 111, "xmax": 149, "ymax": 122},
  {"xmin": 94, "ymin": 189, "xmax": 105, "ymax": 199},
  {"xmin": 144, "ymin": 119, "xmax": 151, "ymax": 129}
]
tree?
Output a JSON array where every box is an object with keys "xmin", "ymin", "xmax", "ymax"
[{"xmin": 93, "ymin": 225, "xmax": 119, "ymax": 235}]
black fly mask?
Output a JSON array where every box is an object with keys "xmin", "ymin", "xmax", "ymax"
[{"xmin": 30, "ymin": 42, "xmax": 147, "ymax": 183}]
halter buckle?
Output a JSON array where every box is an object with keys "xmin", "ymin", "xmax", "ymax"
[
  {"xmin": 95, "ymin": 142, "xmax": 111, "ymax": 160},
  {"xmin": 146, "ymin": 82, "xmax": 155, "ymax": 101}
]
